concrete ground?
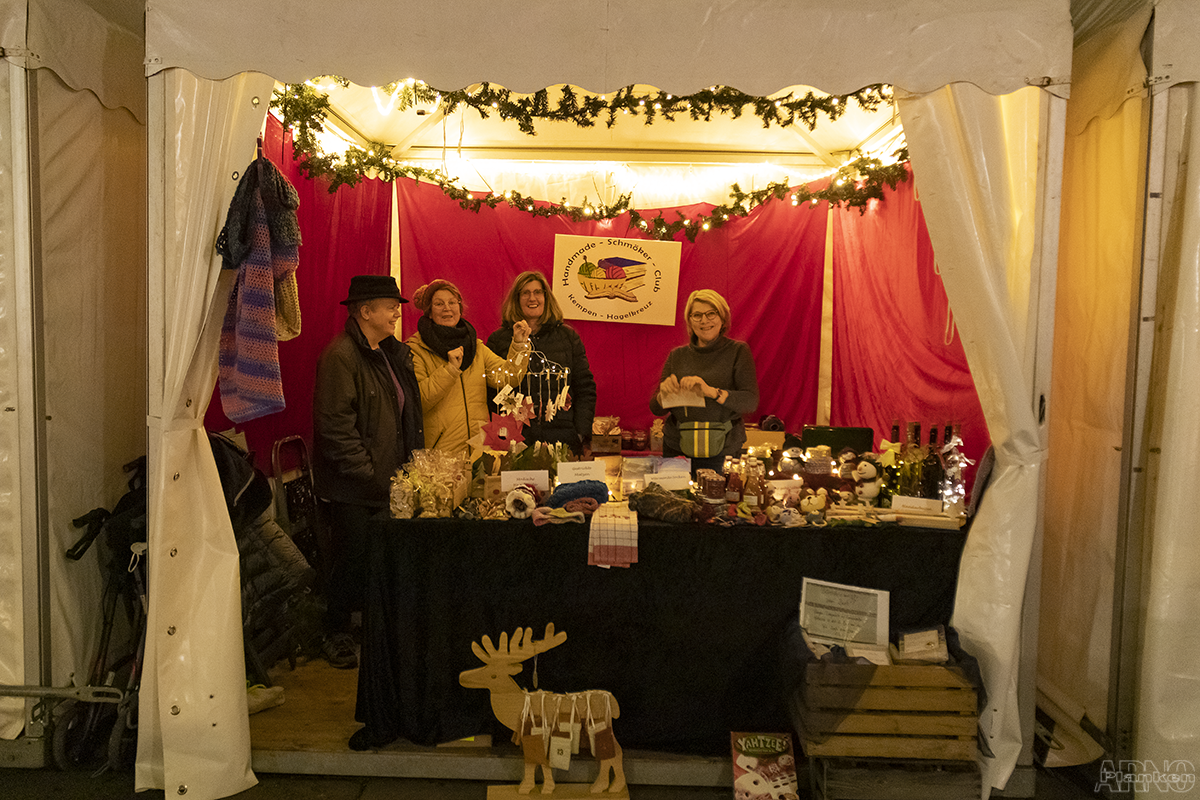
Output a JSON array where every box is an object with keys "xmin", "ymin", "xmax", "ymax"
[{"xmin": 0, "ymin": 763, "xmax": 1105, "ymax": 800}]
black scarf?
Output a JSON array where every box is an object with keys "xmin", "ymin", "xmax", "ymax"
[{"xmin": 418, "ymin": 314, "xmax": 478, "ymax": 371}]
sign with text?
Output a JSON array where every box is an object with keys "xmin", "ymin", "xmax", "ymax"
[{"xmin": 553, "ymin": 234, "xmax": 681, "ymax": 326}]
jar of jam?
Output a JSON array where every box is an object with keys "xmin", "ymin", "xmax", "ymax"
[
  {"xmin": 620, "ymin": 430, "xmax": 633, "ymax": 451},
  {"xmin": 632, "ymin": 430, "xmax": 648, "ymax": 450}
]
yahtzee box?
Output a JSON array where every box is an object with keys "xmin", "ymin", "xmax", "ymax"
[{"xmin": 730, "ymin": 732, "xmax": 799, "ymax": 800}]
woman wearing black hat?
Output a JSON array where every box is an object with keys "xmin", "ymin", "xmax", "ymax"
[{"xmin": 312, "ymin": 274, "xmax": 424, "ymax": 673}]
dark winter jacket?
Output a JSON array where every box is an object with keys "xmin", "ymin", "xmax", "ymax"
[
  {"xmin": 313, "ymin": 317, "xmax": 425, "ymax": 506},
  {"xmin": 487, "ymin": 320, "xmax": 596, "ymax": 450}
]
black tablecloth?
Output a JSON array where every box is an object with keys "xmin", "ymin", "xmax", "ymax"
[{"xmin": 357, "ymin": 517, "xmax": 964, "ymax": 755}]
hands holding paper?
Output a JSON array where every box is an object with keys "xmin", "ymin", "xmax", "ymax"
[{"xmin": 658, "ymin": 374, "xmax": 716, "ymax": 408}]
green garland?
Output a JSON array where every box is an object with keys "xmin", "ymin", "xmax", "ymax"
[{"xmin": 271, "ymin": 80, "xmax": 909, "ymax": 241}]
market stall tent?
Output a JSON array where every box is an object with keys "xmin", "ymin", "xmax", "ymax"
[
  {"xmin": 138, "ymin": 3, "xmax": 1070, "ymax": 799},
  {"xmin": 2, "ymin": 2, "xmax": 1196, "ymax": 800}
]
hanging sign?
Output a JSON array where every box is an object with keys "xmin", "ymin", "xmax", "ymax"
[{"xmin": 553, "ymin": 235, "xmax": 681, "ymax": 326}]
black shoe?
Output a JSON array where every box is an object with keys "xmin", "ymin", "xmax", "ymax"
[
  {"xmin": 321, "ymin": 632, "xmax": 358, "ymax": 669},
  {"xmin": 349, "ymin": 726, "xmax": 398, "ymax": 751}
]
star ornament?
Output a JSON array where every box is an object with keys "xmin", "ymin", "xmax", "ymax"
[
  {"xmin": 512, "ymin": 396, "xmax": 536, "ymax": 426},
  {"xmin": 482, "ymin": 412, "xmax": 525, "ymax": 450}
]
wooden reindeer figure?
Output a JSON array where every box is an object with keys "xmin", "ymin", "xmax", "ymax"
[{"xmin": 459, "ymin": 623, "xmax": 626, "ymax": 796}]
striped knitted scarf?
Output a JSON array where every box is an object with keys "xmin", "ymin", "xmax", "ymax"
[{"xmin": 218, "ymin": 159, "xmax": 300, "ymax": 423}]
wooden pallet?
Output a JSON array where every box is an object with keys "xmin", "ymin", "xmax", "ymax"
[
  {"xmin": 791, "ymin": 662, "xmax": 979, "ymax": 762},
  {"xmin": 810, "ymin": 756, "xmax": 981, "ymax": 800}
]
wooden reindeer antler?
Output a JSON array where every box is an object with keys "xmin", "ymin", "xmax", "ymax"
[{"xmin": 472, "ymin": 623, "xmax": 567, "ymax": 666}]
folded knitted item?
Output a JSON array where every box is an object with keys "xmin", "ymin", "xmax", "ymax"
[
  {"xmin": 562, "ymin": 497, "xmax": 600, "ymax": 516},
  {"xmin": 627, "ymin": 482, "xmax": 697, "ymax": 524},
  {"xmin": 532, "ymin": 506, "xmax": 587, "ymax": 526},
  {"xmin": 506, "ymin": 487, "xmax": 538, "ymax": 519},
  {"xmin": 545, "ymin": 479, "xmax": 609, "ymax": 509}
]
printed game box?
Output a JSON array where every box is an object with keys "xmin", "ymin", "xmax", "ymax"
[{"xmin": 730, "ymin": 732, "xmax": 800, "ymax": 800}]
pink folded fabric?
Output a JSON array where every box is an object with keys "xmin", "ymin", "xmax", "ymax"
[{"xmin": 562, "ymin": 497, "xmax": 600, "ymax": 516}]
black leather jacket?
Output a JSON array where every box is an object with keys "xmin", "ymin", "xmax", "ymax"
[{"xmin": 313, "ymin": 317, "xmax": 424, "ymax": 506}]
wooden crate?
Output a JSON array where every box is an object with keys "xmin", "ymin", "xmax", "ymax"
[
  {"xmin": 791, "ymin": 662, "xmax": 979, "ymax": 762},
  {"xmin": 811, "ymin": 757, "xmax": 981, "ymax": 800}
]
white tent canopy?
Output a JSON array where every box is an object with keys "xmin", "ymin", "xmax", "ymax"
[{"xmin": 145, "ymin": 0, "xmax": 1074, "ymax": 98}]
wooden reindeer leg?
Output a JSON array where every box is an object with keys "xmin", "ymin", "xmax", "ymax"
[{"xmin": 605, "ymin": 742, "xmax": 626, "ymax": 794}]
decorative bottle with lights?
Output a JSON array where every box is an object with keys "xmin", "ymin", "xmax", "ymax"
[
  {"xmin": 880, "ymin": 419, "xmax": 901, "ymax": 506},
  {"xmin": 919, "ymin": 425, "xmax": 944, "ymax": 501},
  {"xmin": 897, "ymin": 421, "xmax": 924, "ymax": 497}
]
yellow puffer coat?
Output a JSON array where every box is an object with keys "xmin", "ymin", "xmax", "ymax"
[{"xmin": 406, "ymin": 332, "xmax": 530, "ymax": 457}]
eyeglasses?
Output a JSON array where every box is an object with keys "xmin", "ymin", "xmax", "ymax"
[
  {"xmin": 689, "ymin": 311, "xmax": 719, "ymax": 322},
  {"xmin": 520, "ymin": 288, "xmax": 545, "ymax": 299}
]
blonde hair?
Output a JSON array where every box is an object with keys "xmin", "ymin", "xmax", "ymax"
[
  {"xmin": 500, "ymin": 271, "xmax": 563, "ymax": 328},
  {"xmin": 684, "ymin": 289, "xmax": 730, "ymax": 343},
  {"xmin": 411, "ymin": 279, "xmax": 464, "ymax": 315}
]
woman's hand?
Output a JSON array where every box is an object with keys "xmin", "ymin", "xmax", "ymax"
[
  {"xmin": 659, "ymin": 374, "xmax": 681, "ymax": 397},
  {"xmin": 447, "ymin": 346, "xmax": 464, "ymax": 370},
  {"xmin": 512, "ymin": 320, "xmax": 531, "ymax": 344},
  {"xmin": 680, "ymin": 375, "xmax": 718, "ymax": 399}
]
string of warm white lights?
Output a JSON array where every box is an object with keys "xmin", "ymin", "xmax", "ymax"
[{"xmin": 271, "ymin": 80, "xmax": 910, "ymax": 241}]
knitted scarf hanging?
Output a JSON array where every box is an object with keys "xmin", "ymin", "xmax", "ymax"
[{"xmin": 217, "ymin": 157, "xmax": 301, "ymax": 423}]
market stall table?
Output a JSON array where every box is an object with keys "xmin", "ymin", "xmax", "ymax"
[{"xmin": 356, "ymin": 516, "xmax": 965, "ymax": 755}]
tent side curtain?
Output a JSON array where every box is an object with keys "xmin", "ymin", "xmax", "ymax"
[
  {"xmin": 140, "ymin": 69, "xmax": 274, "ymax": 799},
  {"xmin": 143, "ymin": 0, "xmax": 1072, "ymax": 98},
  {"xmin": 897, "ymin": 84, "xmax": 1049, "ymax": 793}
]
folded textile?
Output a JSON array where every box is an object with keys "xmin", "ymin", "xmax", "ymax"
[
  {"xmin": 588, "ymin": 503, "xmax": 638, "ymax": 568},
  {"xmin": 532, "ymin": 506, "xmax": 586, "ymax": 526},
  {"xmin": 562, "ymin": 497, "xmax": 600, "ymax": 516},
  {"xmin": 545, "ymin": 479, "xmax": 609, "ymax": 508},
  {"xmin": 627, "ymin": 482, "xmax": 697, "ymax": 524}
]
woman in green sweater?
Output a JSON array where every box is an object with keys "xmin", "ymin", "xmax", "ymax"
[{"xmin": 650, "ymin": 289, "xmax": 760, "ymax": 473}]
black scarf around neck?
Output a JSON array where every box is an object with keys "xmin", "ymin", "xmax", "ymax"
[{"xmin": 418, "ymin": 314, "xmax": 478, "ymax": 370}]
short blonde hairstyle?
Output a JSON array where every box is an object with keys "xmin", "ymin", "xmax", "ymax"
[
  {"xmin": 684, "ymin": 289, "xmax": 731, "ymax": 343},
  {"xmin": 500, "ymin": 271, "xmax": 563, "ymax": 328}
]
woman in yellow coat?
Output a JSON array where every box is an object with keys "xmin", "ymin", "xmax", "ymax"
[{"xmin": 406, "ymin": 279, "xmax": 531, "ymax": 457}]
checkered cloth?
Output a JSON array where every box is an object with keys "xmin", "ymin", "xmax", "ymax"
[{"xmin": 588, "ymin": 503, "xmax": 638, "ymax": 568}]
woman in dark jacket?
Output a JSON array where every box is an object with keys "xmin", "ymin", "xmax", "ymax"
[{"xmin": 487, "ymin": 271, "xmax": 597, "ymax": 454}]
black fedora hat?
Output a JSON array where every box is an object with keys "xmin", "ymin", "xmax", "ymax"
[{"xmin": 341, "ymin": 275, "xmax": 407, "ymax": 306}]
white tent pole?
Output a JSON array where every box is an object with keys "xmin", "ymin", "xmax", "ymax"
[
  {"xmin": 9, "ymin": 58, "xmax": 51, "ymax": 721},
  {"xmin": 1109, "ymin": 82, "xmax": 1165, "ymax": 766}
]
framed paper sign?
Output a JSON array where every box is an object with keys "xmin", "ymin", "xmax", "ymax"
[{"xmin": 553, "ymin": 234, "xmax": 681, "ymax": 326}]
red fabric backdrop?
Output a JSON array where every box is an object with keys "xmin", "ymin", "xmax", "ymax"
[
  {"xmin": 211, "ymin": 116, "xmax": 987, "ymax": 481},
  {"xmin": 392, "ymin": 179, "xmax": 827, "ymax": 438},
  {"xmin": 829, "ymin": 175, "xmax": 989, "ymax": 479}
]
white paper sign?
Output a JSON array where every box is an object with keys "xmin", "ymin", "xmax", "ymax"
[
  {"xmin": 553, "ymin": 234, "xmax": 681, "ymax": 326},
  {"xmin": 645, "ymin": 473, "xmax": 691, "ymax": 491},
  {"xmin": 556, "ymin": 461, "xmax": 607, "ymax": 484},
  {"xmin": 799, "ymin": 577, "xmax": 889, "ymax": 647},
  {"xmin": 501, "ymin": 469, "xmax": 551, "ymax": 493}
]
